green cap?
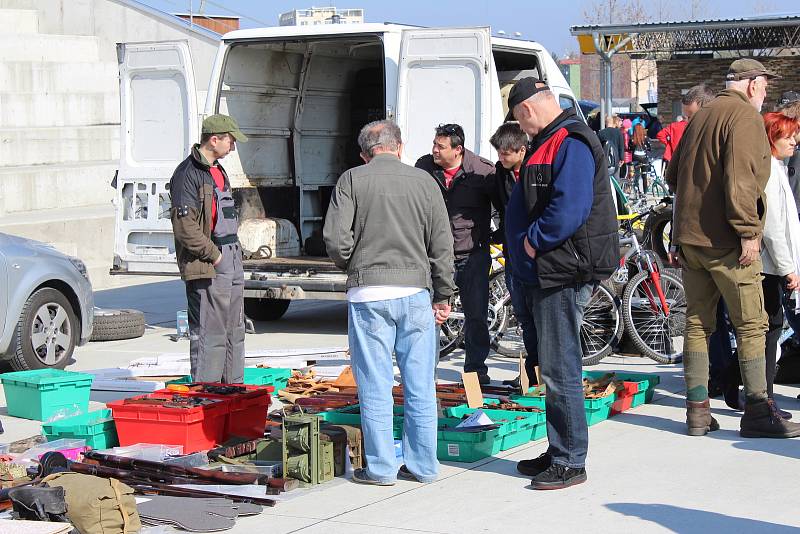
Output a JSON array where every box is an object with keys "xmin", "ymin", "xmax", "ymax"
[
  {"xmin": 202, "ymin": 114, "xmax": 248, "ymax": 142},
  {"xmin": 726, "ymin": 58, "xmax": 780, "ymax": 81}
]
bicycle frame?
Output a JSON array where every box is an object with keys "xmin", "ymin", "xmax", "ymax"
[{"xmin": 617, "ymin": 216, "xmax": 671, "ymax": 317}]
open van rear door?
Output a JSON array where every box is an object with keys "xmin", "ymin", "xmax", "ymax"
[
  {"xmin": 396, "ymin": 27, "xmax": 492, "ymax": 163},
  {"xmin": 112, "ymin": 41, "xmax": 198, "ymax": 275}
]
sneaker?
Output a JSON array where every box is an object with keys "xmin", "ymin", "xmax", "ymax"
[
  {"xmin": 531, "ymin": 464, "xmax": 587, "ymax": 490},
  {"xmin": 351, "ymin": 468, "xmax": 395, "ymax": 486},
  {"xmin": 397, "ymin": 465, "xmax": 421, "ymax": 482},
  {"xmin": 478, "ymin": 373, "xmax": 491, "ymax": 386},
  {"xmin": 516, "ymin": 452, "xmax": 551, "ymax": 477}
]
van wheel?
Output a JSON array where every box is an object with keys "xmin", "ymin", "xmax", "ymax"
[
  {"xmin": 244, "ymin": 298, "xmax": 291, "ymax": 321},
  {"xmin": 10, "ymin": 288, "xmax": 78, "ymax": 370},
  {"xmin": 91, "ymin": 309, "xmax": 146, "ymax": 341}
]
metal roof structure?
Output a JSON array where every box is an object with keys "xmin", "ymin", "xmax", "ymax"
[{"xmin": 570, "ymin": 14, "xmax": 800, "ymax": 58}]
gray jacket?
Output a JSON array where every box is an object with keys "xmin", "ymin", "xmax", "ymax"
[{"xmin": 323, "ymin": 153, "xmax": 455, "ymax": 303}]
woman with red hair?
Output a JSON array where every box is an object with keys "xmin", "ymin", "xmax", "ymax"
[{"xmin": 760, "ymin": 111, "xmax": 800, "ymax": 418}]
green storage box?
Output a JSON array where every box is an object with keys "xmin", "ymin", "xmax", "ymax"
[
  {"xmin": 41, "ymin": 409, "xmax": 119, "ymax": 449},
  {"xmin": 445, "ymin": 406, "xmax": 546, "ymax": 446},
  {"xmin": 1, "ymin": 369, "xmax": 92, "ymax": 421},
  {"xmin": 167, "ymin": 368, "xmax": 293, "ymax": 389},
  {"xmin": 583, "ymin": 371, "xmax": 660, "ymax": 404},
  {"xmin": 584, "ymin": 395, "xmax": 615, "ymax": 426},
  {"xmin": 437, "ymin": 417, "xmax": 503, "ymax": 463},
  {"xmin": 630, "ymin": 390, "xmax": 647, "ymax": 409},
  {"xmin": 511, "ymin": 391, "xmax": 615, "ymax": 426},
  {"xmin": 317, "ymin": 407, "xmax": 404, "ymax": 440}
]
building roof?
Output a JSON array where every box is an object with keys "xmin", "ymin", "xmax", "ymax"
[{"xmin": 570, "ymin": 13, "xmax": 800, "ymax": 57}]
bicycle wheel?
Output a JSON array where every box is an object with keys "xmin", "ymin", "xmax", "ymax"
[
  {"xmin": 622, "ymin": 270, "xmax": 685, "ymax": 364},
  {"xmin": 642, "ymin": 208, "xmax": 673, "ymax": 265},
  {"xmin": 581, "ymin": 283, "xmax": 624, "ymax": 366},
  {"xmin": 488, "ymin": 269, "xmax": 510, "ymax": 344},
  {"xmin": 439, "ymin": 293, "xmax": 464, "ymax": 358}
]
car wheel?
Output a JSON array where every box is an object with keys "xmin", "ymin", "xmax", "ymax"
[
  {"xmin": 90, "ymin": 309, "xmax": 146, "ymax": 341},
  {"xmin": 244, "ymin": 298, "xmax": 291, "ymax": 321},
  {"xmin": 10, "ymin": 288, "xmax": 78, "ymax": 370}
]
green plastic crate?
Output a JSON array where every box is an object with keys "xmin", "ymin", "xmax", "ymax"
[
  {"xmin": 41, "ymin": 409, "xmax": 119, "ymax": 449},
  {"xmin": 317, "ymin": 407, "xmax": 404, "ymax": 440},
  {"xmin": 584, "ymin": 371, "xmax": 660, "ymax": 404},
  {"xmin": 511, "ymin": 391, "xmax": 615, "ymax": 426},
  {"xmin": 167, "ymin": 368, "xmax": 293, "ymax": 389},
  {"xmin": 1, "ymin": 369, "xmax": 92, "ymax": 421},
  {"xmin": 437, "ymin": 417, "xmax": 503, "ymax": 463},
  {"xmin": 630, "ymin": 390, "xmax": 647, "ymax": 408},
  {"xmin": 585, "ymin": 395, "xmax": 615, "ymax": 426},
  {"xmin": 243, "ymin": 368, "xmax": 292, "ymax": 389},
  {"xmin": 444, "ymin": 406, "xmax": 546, "ymax": 446}
]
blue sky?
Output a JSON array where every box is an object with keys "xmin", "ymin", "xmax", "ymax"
[{"xmin": 138, "ymin": 0, "xmax": 799, "ymax": 54}]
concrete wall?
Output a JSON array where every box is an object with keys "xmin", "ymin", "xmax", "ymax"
[
  {"xmin": 0, "ymin": 0, "xmax": 219, "ymax": 88},
  {"xmin": 657, "ymin": 55, "xmax": 800, "ymax": 123}
]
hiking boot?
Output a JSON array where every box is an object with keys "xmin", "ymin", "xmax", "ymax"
[
  {"xmin": 686, "ymin": 399, "xmax": 720, "ymax": 436},
  {"xmin": 531, "ymin": 464, "xmax": 587, "ymax": 490},
  {"xmin": 740, "ymin": 399, "xmax": 800, "ymax": 438},
  {"xmin": 516, "ymin": 452, "xmax": 551, "ymax": 477},
  {"xmin": 768, "ymin": 397, "xmax": 792, "ymax": 420}
]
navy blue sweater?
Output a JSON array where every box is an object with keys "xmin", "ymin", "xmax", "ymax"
[{"xmin": 505, "ymin": 137, "xmax": 595, "ymax": 285}]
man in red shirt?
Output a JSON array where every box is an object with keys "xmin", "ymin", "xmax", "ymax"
[
  {"xmin": 416, "ymin": 124, "xmax": 498, "ymax": 384},
  {"xmin": 169, "ymin": 114, "xmax": 248, "ymax": 383}
]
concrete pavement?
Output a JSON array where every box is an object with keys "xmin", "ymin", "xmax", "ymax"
[{"xmin": 1, "ymin": 279, "xmax": 799, "ymax": 533}]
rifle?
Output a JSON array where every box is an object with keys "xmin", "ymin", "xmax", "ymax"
[
  {"xmin": 68, "ymin": 463, "xmax": 278, "ymax": 507},
  {"xmin": 83, "ymin": 451, "xmax": 263, "ymax": 485}
]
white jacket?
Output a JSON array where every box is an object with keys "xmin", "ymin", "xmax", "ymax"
[{"xmin": 761, "ymin": 157, "xmax": 800, "ymax": 276}]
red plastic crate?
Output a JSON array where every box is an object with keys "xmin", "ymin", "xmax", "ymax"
[
  {"xmin": 611, "ymin": 381, "xmax": 641, "ymax": 416},
  {"xmin": 107, "ymin": 394, "xmax": 229, "ymax": 453},
  {"xmin": 156, "ymin": 383, "xmax": 272, "ymax": 440}
]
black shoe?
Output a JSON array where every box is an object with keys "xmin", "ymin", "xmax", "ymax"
[
  {"xmin": 477, "ymin": 373, "xmax": 491, "ymax": 386},
  {"xmin": 397, "ymin": 465, "xmax": 420, "ymax": 482},
  {"xmin": 516, "ymin": 452, "xmax": 551, "ymax": 477},
  {"xmin": 531, "ymin": 464, "xmax": 587, "ymax": 490},
  {"xmin": 724, "ymin": 385, "xmax": 744, "ymax": 411},
  {"xmin": 769, "ymin": 398, "xmax": 793, "ymax": 420},
  {"xmin": 740, "ymin": 399, "xmax": 800, "ymax": 438}
]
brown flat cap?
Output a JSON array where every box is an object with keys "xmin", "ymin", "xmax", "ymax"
[{"xmin": 726, "ymin": 58, "xmax": 780, "ymax": 81}]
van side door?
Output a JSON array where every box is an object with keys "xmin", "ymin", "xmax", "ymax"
[
  {"xmin": 112, "ymin": 41, "xmax": 199, "ymax": 275},
  {"xmin": 396, "ymin": 27, "xmax": 493, "ymax": 163}
]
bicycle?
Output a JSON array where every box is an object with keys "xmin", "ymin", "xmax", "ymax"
[{"xmin": 610, "ymin": 203, "xmax": 686, "ymax": 365}]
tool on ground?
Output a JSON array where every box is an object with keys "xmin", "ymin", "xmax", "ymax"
[{"xmin": 282, "ymin": 412, "xmax": 320, "ymax": 484}]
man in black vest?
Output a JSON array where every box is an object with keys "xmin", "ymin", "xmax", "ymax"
[
  {"xmin": 416, "ymin": 125, "xmax": 498, "ymax": 384},
  {"xmin": 504, "ymin": 78, "xmax": 618, "ymax": 490}
]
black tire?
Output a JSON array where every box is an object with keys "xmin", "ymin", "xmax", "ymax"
[
  {"xmin": 622, "ymin": 270, "xmax": 685, "ymax": 364},
  {"xmin": 91, "ymin": 309, "xmax": 146, "ymax": 342},
  {"xmin": 439, "ymin": 292, "xmax": 464, "ymax": 358},
  {"xmin": 244, "ymin": 298, "xmax": 291, "ymax": 321},
  {"xmin": 10, "ymin": 288, "xmax": 78, "ymax": 370},
  {"xmin": 643, "ymin": 208, "xmax": 673, "ymax": 265},
  {"xmin": 582, "ymin": 283, "xmax": 624, "ymax": 366}
]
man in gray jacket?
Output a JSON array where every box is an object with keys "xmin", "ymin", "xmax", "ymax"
[{"xmin": 324, "ymin": 120, "xmax": 455, "ymax": 486}]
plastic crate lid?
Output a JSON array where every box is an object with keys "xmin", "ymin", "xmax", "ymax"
[{"xmin": 0, "ymin": 368, "xmax": 93, "ymax": 386}]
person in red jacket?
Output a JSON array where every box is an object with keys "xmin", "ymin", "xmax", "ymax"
[{"xmin": 658, "ymin": 84, "xmax": 715, "ymax": 166}]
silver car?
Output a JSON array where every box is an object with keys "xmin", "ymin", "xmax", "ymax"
[{"xmin": 0, "ymin": 233, "xmax": 94, "ymax": 370}]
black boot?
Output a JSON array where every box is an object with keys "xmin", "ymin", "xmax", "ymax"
[
  {"xmin": 740, "ymin": 399, "xmax": 800, "ymax": 438},
  {"xmin": 724, "ymin": 384, "xmax": 744, "ymax": 411}
]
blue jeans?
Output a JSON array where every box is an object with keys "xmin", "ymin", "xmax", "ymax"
[
  {"xmin": 455, "ymin": 250, "xmax": 492, "ymax": 375},
  {"xmin": 505, "ymin": 268, "xmax": 539, "ymax": 381},
  {"xmin": 522, "ymin": 282, "xmax": 593, "ymax": 469},
  {"xmin": 348, "ymin": 291, "xmax": 439, "ymax": 483}
]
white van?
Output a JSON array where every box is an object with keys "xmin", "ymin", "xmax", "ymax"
[{"xmin": 112, "ymin": 23, "xmax": 580, "ymax": 320}]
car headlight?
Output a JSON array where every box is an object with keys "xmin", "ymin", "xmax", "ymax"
[{"xmin": 69, "ymin": 257, "xmax": 90, "ymax": 282}]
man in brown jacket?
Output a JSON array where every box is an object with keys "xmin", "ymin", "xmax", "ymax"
[
  {"xmin": 667, "ymin": 58, "xmax": 800, "ymax": 438},
  {"xmin": 169, "ymin": 114, "xmax": 248, "ymax": 383}
]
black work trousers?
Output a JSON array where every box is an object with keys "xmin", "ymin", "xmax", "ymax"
[{"xmin": 455, "ymin": 249, "xmax": 491, "ymax": 376}]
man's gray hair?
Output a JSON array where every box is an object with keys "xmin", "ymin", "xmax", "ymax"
[{"xmin": 358, "ymin": 120, "xmax": 402, "ymax": 157}]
